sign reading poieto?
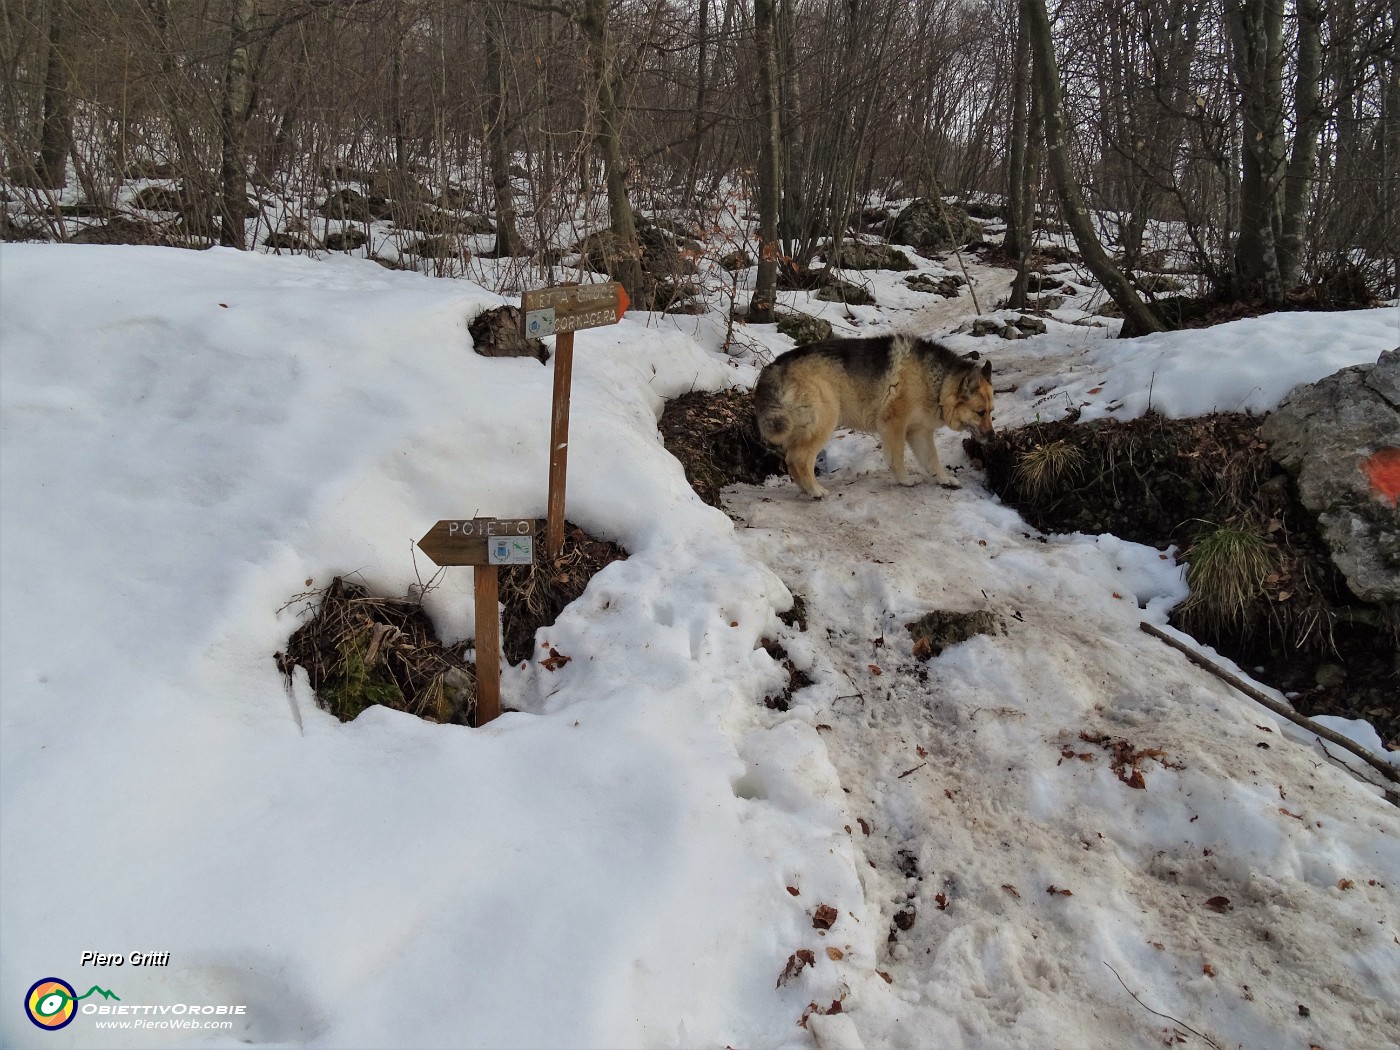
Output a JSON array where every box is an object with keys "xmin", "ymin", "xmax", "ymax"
[
  {"xmin": 416, "ymin": 517, "xmax": 537, "ymax": 725},
  {"xmin": 521, "ymin": 281, "xmax": 630, "ymax": 558}
]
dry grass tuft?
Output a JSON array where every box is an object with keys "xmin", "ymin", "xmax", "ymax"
[
  {"xmin": 1179, "ymin": 523, "xmax": 1276, "ymax": 641},
  {"xmin": 276, "ymin": 577, "xmax": 475, "ymax": 724},
  {"xmin": 1013, "ymin": 439, "xmax": 1085, "ymax": 501}
]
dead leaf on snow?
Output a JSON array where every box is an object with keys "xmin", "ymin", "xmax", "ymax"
[{"xmin": 776, "ymin": 948, "xmax": 816, "ymax": 988}]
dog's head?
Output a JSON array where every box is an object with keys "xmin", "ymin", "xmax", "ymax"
[{"xmin": 947, "ymin": 360, "xmax": 995, "ymax": 437}]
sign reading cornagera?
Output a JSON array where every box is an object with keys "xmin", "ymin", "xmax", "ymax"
[
  {"xmin": 416, "ymin": 518, "xmax": 535, "ymax": 567},
  {"xmin": 522, "ymin": 281, "xmax": 630, "ymax": 339}
]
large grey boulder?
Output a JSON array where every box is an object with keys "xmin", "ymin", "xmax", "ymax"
[
  {"xmin": 1261, "ymin": 348, "xmax": 1400, "ymax": 603},
  {"xmin": 887, "ymin": 198, "xmax": 982, "ymax": 254}
]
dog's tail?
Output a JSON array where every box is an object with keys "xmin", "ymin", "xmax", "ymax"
[{"xmin": 753, "ymin": 365, "xmax": 793, "ymax": 446}]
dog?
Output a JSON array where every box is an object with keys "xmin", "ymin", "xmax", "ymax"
[{"xmin": 754, "ymin": 334, "xmax": 994, "ymax": 498}]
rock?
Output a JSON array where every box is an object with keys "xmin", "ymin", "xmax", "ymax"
[
  {"xmin": 824, "ymin": 241, "xmax": 915, "ymax": 271},
  {"xmin": 1013, "ymin": 315, "xmax": 1047, "ymax": 335},
  {"xmin": 396, "ymin": 204, "xmax": 493, "ymax": 235},
  {"xmin": 1261, "ymin": 349, "xmax": 1400, "ymax": 603},
  {"xmin": 325, "ymin": 227, "xmax": 368, "ymax": 251},
  {"xmin": 955, "ymin": 199, "xmax": 1005, "ymax": 221},
  {"xmin": 904, "ymin": 273, "xmax": 964, "ymax": 297},
  {"xmin": 775, "ymin": 310, "xmax": 832, "ymax": 346},
  {"xmin": 888, "ymin": 197, "xmax": 982, "ymax": 253},
  {"xmin": 813, "ymin": 280, "xmax": 875, "ymax": 306},
  {"xmin": 70, "ymin": 216, "xmax": 165, "ymax": 245},
  {"xmin": 719, "ymin": 249, "xmax": 753, "ymax": 272},
  {"xmin": 1136, "ymin": 273, "xmax": 1185, "ymax": 294},
  {"xmin": 321, "ymin": 188, "xmax": 375, "ymax": 222},
  {"xmin": 469, "ymin": 305, "xmax": 547, "ymax": 363},
  {"xmin": 1026, "ymin": 272, "xmax": 1066, "ymax": 294},
  {"xmin": 263, "ymin": 231, "xmax": 317, "ymax": 251},
  {"xmin": 409, "ymin": 235, "xmax": 461, "ymax": 259}
]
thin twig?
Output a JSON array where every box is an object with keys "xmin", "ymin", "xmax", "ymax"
[{"xmin": 1104, "ymin": 962, "xmax": 1224, "ymax": 1050}]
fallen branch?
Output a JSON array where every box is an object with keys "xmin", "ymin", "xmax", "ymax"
[{"xmin": 1139, "ymin": 621, "xmax": 1398, "ymax": 785}]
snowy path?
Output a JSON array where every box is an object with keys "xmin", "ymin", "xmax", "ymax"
[{"xmin": 720, "ymin": 288, "xmax": 1400, "ymax": 1048}]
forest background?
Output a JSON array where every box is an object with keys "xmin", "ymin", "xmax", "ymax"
[{"xmin": 3, "ymin": 0, "xmax": 1396, "ymax": 328}]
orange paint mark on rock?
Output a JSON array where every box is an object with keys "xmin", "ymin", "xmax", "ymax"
[{"xmin": 1363, "ymin": 448, "xmax": 1400, "ymax": 506}]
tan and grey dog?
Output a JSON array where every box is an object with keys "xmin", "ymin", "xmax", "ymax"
[{"xmin": 754, "ymin": 334, "xmax": 994, "ymax": 498}]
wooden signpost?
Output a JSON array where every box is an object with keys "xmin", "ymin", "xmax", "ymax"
[
  {"xmin": 521, "ymin": 281, "xmax": 630, "ymax": 558},
  {"xmin": 416, "ymin": 284, "xmax": 624, "ymax": 726},
  {"xmin": 417, "ymin": 517, "xmax": 535, "ymax": 725}
]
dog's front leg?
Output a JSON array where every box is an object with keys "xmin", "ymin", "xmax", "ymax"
[
  {"xmin": 910, "ymin": 428, "xmax": 959, "ymax": 488},
  {"xmin": 878, "ymin": 420, "xmax": 918, "ymax": 486}
]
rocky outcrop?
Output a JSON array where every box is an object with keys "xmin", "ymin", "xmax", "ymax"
[
  {"xmin": 887, "ymin": 198, "xmax": 982, "ymax": 254},
  {"xmin": 1262, "ymin": 348, "xmax": 1400, "ymax": 603}
]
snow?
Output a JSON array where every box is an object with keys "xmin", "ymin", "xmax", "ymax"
[
  {"xmin": 1026, "ymin": 307, "xmax": 1400, "ymax": 421},
  {"xmin": 2, "ymin": 242, "xmax": 1397, "ymax": 1050}
]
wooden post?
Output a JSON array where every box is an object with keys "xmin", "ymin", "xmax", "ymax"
[
  {"xmin": 521, "ymin": 281, "xmax": 629, "ymax": 560},
  {"xmin": 546, "ymin": 330, "xmax": 575, "ymax": 559},
  {"xmin": 474, "ymin": 563, "xmax": 501, "ymax": 725}
]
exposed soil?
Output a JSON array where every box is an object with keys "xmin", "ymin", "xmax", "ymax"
[
  {"xmin": 498, "ymin": 520, "xmax": 628, "ymax": 667},
  {"xmin": 276, "ymin": 521, "xmax": 627, "ymax": 724},
  {"xmin": 973, "ymin": 414, "xmax": 1399, "ymax": 748},
  {"xmin": 658, "ymin": 387, "xmax": 784, "ymax": 507}
]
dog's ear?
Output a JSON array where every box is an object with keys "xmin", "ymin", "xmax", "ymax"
[{"xmin": 981, "ymin": 360, "xmax": 992, "ymax": 380}]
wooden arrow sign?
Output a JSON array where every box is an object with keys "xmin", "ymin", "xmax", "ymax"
[
  {"xmin": 521, "ymin": 281, "xmax": 630, "ymax": 338},
  {"xmin": 415, "ymin": 517, "xmax": 537, "ymax": 727},
  {"xmin": 417, "ymin": 518, "xmax": 536, "ymax": 567}
]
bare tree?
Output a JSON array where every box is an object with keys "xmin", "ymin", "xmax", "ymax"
[
  {"xmin": 750, "ymin": 0, "xmax": 781, "ymax": 323},
  {"xmin": 1025, "ymin": 0, "xmax": 1163, "ymax": 334}
]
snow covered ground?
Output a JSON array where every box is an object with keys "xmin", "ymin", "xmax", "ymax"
[{"xmin": 1, "ymin": 241, "xmax": 1396, "ymax": 1049}]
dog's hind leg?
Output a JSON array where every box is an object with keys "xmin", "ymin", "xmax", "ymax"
[
  {"xmin": 786, "ymin": 441, "xmax": 828, "ymax": 498},
  {"xmin": 910, "ymin": 426, "xmax": 958, "ymax": 488}
]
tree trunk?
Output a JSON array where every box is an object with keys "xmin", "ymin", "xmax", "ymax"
[
  {"xmin": 681, "ymin": 0, "xmax": 710, "ymax": 213},
  {"xmin": 1385, "ymin": 0, "xmax": 1400, "ymax": 297},
  {"xmin": 484, "ymin": 3, "xmax": 520, "ymax": 258},
  {"xmin": 1025, "ymin": 0, "xmax": 1163, "ymax": 335},
  {"xmin": 1277, "ymin": 0, "xmax": 1322, "ymax": 289},
  {"xmin": 219, "ymin": 0, "xmax": 257, "ymax": 249},
  {"xmin": 749, "ymin": 0, "xmax": 782, "ymax": 323},
  {"xmin": 1226, "ymin": 0, "xmax": 1286, "ymax": 300},
  {"xmin": 776, "ymin": 0, "xmax": 803, "ymax": 255},
  {"xmin": 38, "ymin": 0, "xmax": 75, "ymax": 189},
  {"xmin": 579, "ymin": 0, "xmax": 644, "ymax": 302},
  {"xmin": 1005, "ymin": 9, "xmax": 1032, "ymax": 308}
]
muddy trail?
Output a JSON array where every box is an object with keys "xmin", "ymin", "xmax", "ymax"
[{"xmin": 702, "ymin": 274, "xmax": 1399, "ymax": 1047}]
